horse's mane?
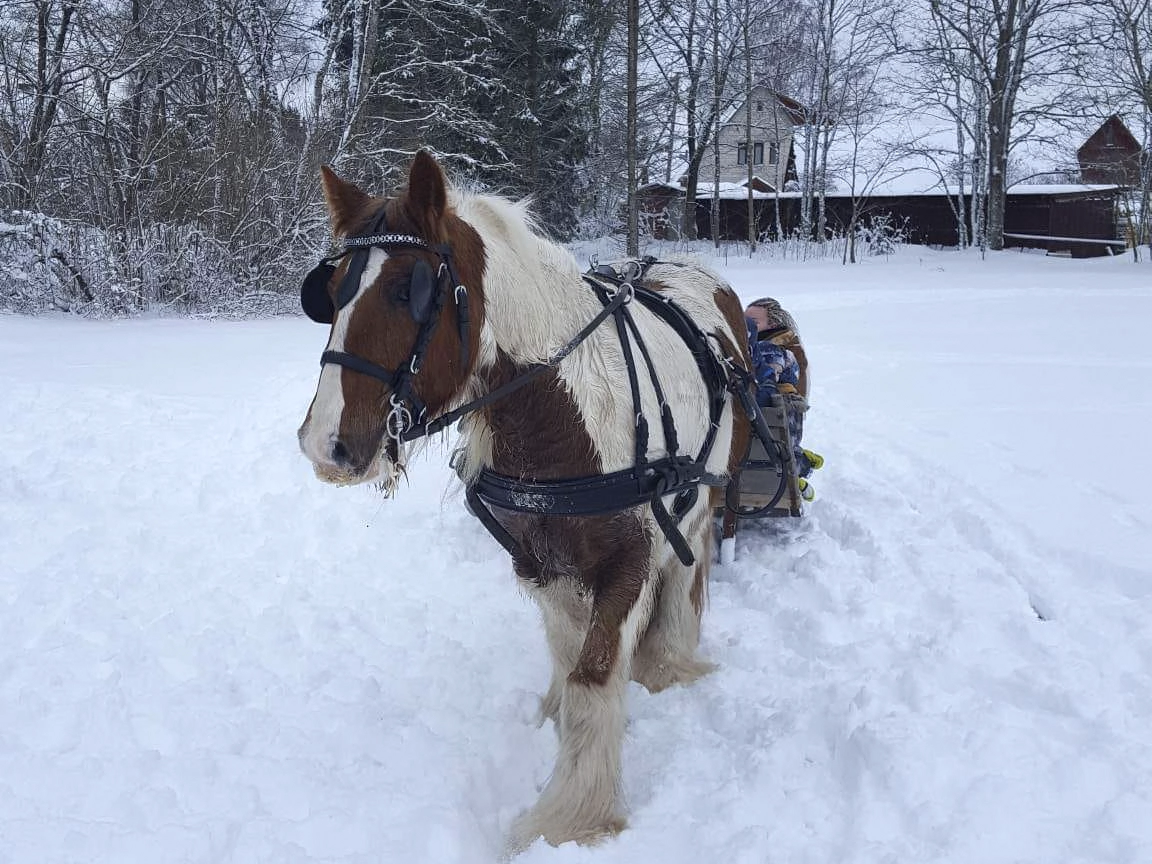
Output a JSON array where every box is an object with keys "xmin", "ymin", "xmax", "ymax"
[
  {"xmin": 448, "ymin": 189, "xmax": 594, "ymax": 366},
  {"xmin": 450, "ymin": 191, "xmax": 585, "ymax": 284},
  {"xmin": 446, "ymin": 190, "xmax": 608, "ymax": 481}
]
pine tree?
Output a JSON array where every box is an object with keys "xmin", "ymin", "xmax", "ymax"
[
  {"xmin": 364, "ymin": 0, "xmax": 508, "ymax": 187},
  {"xmin": 473, "ymin": 1, "xmax": 590, "ymax": 238}
]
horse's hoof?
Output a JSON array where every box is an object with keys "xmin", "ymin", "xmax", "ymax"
[
  {"xmin": 633, "ymin": 656, "xmax": 716, "ymax": 693},
  {"xmin": 505, "ymin": 811, "xmax": 627, "ymax": 857}
]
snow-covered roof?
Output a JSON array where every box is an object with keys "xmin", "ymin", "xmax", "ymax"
[
  {"xmin": 690, "ymin": 181, "xmax": 1121, "ymax": 200},
  {"xmin": 718, "ymin": 88, "xmax": 808, "ymax": 127}
]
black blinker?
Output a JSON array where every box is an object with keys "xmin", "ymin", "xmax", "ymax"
[
  {"xmin": 301, "ymin": 262, "xmax": 337, "ymax": 324},
  {"xmin": 408, "ymin": 259, "xmax": 436, "ymax": 323}
]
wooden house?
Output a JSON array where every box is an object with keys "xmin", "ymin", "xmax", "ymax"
[
  {"xmin": 708, "ymin": 86, "xmax": 805, "ymax": 191},
  {"xmin": 1078, "ymin": 116, "xmax": 1144, "ymax": 186}
]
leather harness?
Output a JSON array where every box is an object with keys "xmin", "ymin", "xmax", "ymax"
[{"xmin": 303, "ymin": 235, "xmax": 781, "ymax": 566}]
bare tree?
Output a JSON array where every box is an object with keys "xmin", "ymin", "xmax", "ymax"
[
  {"xmin": 926, "ymin": 0, "xmax": 1081, "ymax": 249},
  {"xmin": 893, "ymin": 7, "xmax": 984, "ymax": 247},
  {"xmin": 794, "ymin": 0, "xmax": 893, "ymax": 241},
  {"xmin": 832, "ymin": 89, "xmax": 918, "ymax": 262},
  {"xmin": 1083, "ymin": 0, "xmax": 1152, "ymax": 257},
  {"xmin": 643, "ymin": 0, "xmax": 742, "ymax": 239}
]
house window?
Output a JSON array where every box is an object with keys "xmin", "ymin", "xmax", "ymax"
[
  {"xmin": 753, "ymin": 142, "xmax": 764, "ymax": 164},
  {"xmin": 737, "ymin": 142, "xmax": 747, "ymax": 165},
  {"xmin": 769, "ymin": 142, "xmax": 779, "ymax": 165}
]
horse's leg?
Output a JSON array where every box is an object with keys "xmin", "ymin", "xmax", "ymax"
[
  {"xmin": 632, "ymin": 501, "xmax": 716, "ymax": 693},
  {"xmin": 535, "ymin": 581, "xmax": 590, "ymax": 728},
  {"xmin": 508, "ymin": 526, "xmax": 654, "ymax": 852}
]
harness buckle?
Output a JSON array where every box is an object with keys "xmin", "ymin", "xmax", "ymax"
[
  {"xmin": 455, "ymin": 283, "xmax": 468, "ymax": 301},
  {"xmin": 410, "ymin": 355, "xmax": 421, "ymax": 375}
]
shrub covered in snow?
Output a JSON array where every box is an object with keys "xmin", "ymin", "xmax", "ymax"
[{"xmin": 0, "ymin": 211, "xmax": 315, "ymax": 318}]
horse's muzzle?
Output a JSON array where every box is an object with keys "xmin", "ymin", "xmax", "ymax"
[{"xmin": 298, "ymin": 423, "xmax": 383, "ymax": 486}]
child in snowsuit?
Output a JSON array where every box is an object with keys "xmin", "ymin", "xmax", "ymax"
[{"xmin": 745, "ymin": 298, "xmax": 822, "ymax": 493}]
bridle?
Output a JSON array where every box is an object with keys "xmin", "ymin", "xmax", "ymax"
[
  {"xmin": 300, "ymin": 206, "xmax": 634, "ymax": 452},
  {"xmin": 300, "ymin": 206, "xmax": 472, "ymax": 447}
]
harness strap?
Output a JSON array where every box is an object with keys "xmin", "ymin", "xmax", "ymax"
[
  {"xmin": 608, "ymin": 292, "xmax": 649, "ymax": 466},
  {"xmin": 320, "ymin": 350, "xmax": 396, "ymax": 386},
  {"xmin": 470, "ymin": 457, "xmax": 720, "ymax": 516},
  {"xmin": 621, "ymin": 307, "xmax": 679, "ymax": 457},
  {"xmin": 724, "ymin": 357, "xmax": 790, "ymax": 510},
  {"xmin": 632, "ymin": 289, "xmax": 728, "ymax": 464},
  {"xmin": 399, "ymin": 282, "xmax": 631, "ymax": 442},
  {"xmin": 466, "ymin": 485, "xmax": 518, "ymax": 557},
  {"xmin": 436, "ymin": 244, "xmax": 471, "ymax": 370},
  {"xmin": 467, "ymin": 268, "xmax": 734, "ymax": 567}
]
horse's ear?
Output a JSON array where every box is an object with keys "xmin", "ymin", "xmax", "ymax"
[
  {"xmin": 404, "ymin": 150, "xmax": 448, "ymax": 234},
  {"xmin": 319, "ymin": 165, "xmax": 373, "ymax": 237}
]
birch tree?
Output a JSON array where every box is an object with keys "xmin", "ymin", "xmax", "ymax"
[
  {"xmin": 926, "ymin": 0, "xmax": 1080, "ymax": 249},
  {"xmin": 643, "ymin": 0, "xmax": 742, "ymax": 239}
]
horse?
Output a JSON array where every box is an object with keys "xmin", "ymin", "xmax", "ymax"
[{"xmin": 296, "ymin": 150, "xmax": 753, "ymax": 852}]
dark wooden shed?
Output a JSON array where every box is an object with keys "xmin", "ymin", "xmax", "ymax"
[
  {"xmin": 1078, "ymin": 116, "xmax": 1144, "ymax": 186},
  {"xmin": 685, "ymin": 185, "xmax": 1125, "ymax": 257}
]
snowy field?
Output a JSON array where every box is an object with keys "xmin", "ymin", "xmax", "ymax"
[{"xmin": 2, "ymin": 247, "xmax": 1150, "ymax": 863}]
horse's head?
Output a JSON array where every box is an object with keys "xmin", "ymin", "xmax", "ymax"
[{"xmin": 297, "ymin": 151, "xmax": 484, "ymax": 490}]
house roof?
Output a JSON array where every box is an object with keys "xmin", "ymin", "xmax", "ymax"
[
  {"xmin": 718, "ymin": 87, "xmax": 808, "ymax": 127},
  {"xmin": 640, "ymin": 175, "xmax": 784, "ymax": 197},
  {"xmin": 1077, "ymin": 115, "xmax": 1143, "ymax": 160},
  {"xmin": 679, "ymin": 181, "xmax": 1120, "ymax": 200}
]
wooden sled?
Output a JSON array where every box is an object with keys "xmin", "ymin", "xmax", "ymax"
[
  {"xmin": 717, "ymin": 393, "xmax": 807, "ymax": 562},
  {"xmin": 727, "ymin": 393, "xmax": 807, "ymax": 519}
]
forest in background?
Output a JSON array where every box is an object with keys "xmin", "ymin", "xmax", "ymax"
[{"xmin": 1, "ymin": 0, "xmax": 1149, "ymax": 313}]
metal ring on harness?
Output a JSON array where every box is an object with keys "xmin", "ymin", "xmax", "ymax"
[
  {"xmin": 612, "ymin": 281, "xmax": 635, "ymax": 304},
  {"xmin": 387, "ymin": 395, "xmax": 413, "ymax": 440}
]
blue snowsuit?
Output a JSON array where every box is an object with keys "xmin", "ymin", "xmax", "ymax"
[{"xmin": 746, "ymin": 319, "xmax": 812, "ymax": 476}]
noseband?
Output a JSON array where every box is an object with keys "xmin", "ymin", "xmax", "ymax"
[{"xmin": 300, "ymin": 206, "xmax": 472, "ymax": 444}]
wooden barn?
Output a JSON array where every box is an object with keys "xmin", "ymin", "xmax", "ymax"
[
  {"xmin": 1078, "ymin": 116, "xmax": 1144, "ymax": 186},
  {"xmin": 677, "ymin": 184, "xmax": 1126, "ymax": 258}
]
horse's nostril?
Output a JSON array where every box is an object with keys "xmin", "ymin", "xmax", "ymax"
[{"xmin": 331, "ymin": 439, "xmax": 351, "ymax": 465}]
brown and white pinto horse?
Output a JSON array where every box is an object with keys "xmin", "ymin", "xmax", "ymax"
[{"xmin": 297, "ymin": 151, "xmax": 751, "ymax": 852}]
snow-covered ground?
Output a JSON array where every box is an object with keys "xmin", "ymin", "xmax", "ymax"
[{"xmin": 2, "ymin": 247, "xmax": 1150, "ymax": 863}]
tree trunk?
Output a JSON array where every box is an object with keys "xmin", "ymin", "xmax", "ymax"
[
  {"xmin": 665, "ymin": 74, "xmax": 680, "ymax": 184},
  {"xmin": 681, "ymin": 86, "xmax": 700, "ymax": 240},
  {"xmin": 986, "ymin": 121, "xmax": 1008, "ymax": 251},
  {"xmin": 711, "ymin": 0, "xmax": 721, "ymax": 249},
  {"xmin": 626, "ymin": 0, "xmax": 639, "ymax": 256},
  {"xmin": 744, "ymin": 10, "xmax": 755, "ymax": 252}
]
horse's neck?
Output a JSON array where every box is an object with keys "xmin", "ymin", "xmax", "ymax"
[
  {"xmin": 479, "ymin": 244, "xmax": 599, "ymax": 365},
  {"xmin": 451, "ymin": 205, "xmax": 612, "ymax": 480}
]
